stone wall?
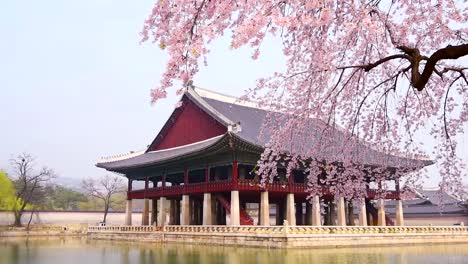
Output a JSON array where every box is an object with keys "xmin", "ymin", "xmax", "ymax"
[{"xmin": 87, "ymin": 225, "xmax": 468, "ymax": 249}]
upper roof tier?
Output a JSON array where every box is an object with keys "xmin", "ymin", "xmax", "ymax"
[{"xmin": 96, "ymin": 86, "xmax": 433, "ymax": 171}]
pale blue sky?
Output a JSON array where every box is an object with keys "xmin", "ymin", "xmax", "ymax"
[
  {"xmin": 0, "ymin": 0, "xmax": 284, "ymax": 185},
  {"xmin": 0, "ymin": 1, "xmax": 466, "ymax": 188}
]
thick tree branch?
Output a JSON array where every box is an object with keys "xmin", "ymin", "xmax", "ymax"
[{"xmin": 399, "ymin": 43, "xmax": 468, "ymax": 91}]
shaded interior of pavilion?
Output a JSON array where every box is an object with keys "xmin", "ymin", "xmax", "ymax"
[{"xmin": 124, "ymin": 162, "xmax": 404, "ymax": 227}]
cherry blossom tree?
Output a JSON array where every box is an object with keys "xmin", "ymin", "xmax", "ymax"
[{"xmin": 141, "ymin": 0, "xmax": 467, "ymax": 200}]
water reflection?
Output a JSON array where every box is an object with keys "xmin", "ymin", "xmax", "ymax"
[{"xmin": 0, "ymin": 237, "xmax": 468, "ymax": 264}]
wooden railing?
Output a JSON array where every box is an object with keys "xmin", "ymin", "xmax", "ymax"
[
  {"xmin": 128, "ymin": 179, "xmax": 399, "ymax": 199},
  {"xmin": 88, "ymin": 225, "xmax": 468, "ymax": 235}
]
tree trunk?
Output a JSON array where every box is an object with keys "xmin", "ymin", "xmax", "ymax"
[
  {"xmin": 14, "ymin": 211, "xmax": 22, "ymax": 227},
  {"xmin": 102, "ymin": 203, "xmax": 109, "ymax": 223},
  {"xmin": 26, "ymin": 210, "xmax": 35, "ymax": 230}
]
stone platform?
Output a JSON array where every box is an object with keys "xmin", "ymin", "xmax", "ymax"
[{"xmin": 87, "ymin": 225, "xmax": 468, "ymax": 248}]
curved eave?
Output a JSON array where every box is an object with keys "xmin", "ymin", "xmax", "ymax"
[
  {"xmin": 96, "ymin": 134, "xmax": 229, "ymax": 172},
  {"xmin": 232, "ymin": 133, "xmax": 434, "ymax": 170}
]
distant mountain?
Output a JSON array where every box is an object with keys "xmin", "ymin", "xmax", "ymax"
[{"xmin": 53, "ymin": 176, "xmax": 83, "ymax": 191}]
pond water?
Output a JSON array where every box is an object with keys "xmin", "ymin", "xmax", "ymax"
[{"xmin": 1, "ymin": 237, "xmax": 468, "ymax": 264}]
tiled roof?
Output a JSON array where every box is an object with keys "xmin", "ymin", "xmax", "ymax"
[
  {"xmin": 96, "ymin": 135, "xmax": 225, "ymax": 170},
  {"xmin": 415, "ymin": 189, "xmax": 461, "ymax": 205},
  {"xmin": 197, "ymin": 88, "xmax": 433, "ymax": 168},
  {"xmin": 97, "ymin": 86, "xmax": 433, "ymax": 171}
]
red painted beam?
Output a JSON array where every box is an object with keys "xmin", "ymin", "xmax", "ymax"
[
  {"xmin": 127, "ymin": 179, "xmax": 401, "ymax": 200},
  {"xmin": 232, "ymin": 160, "xmax": 238, "ymax": 189}
]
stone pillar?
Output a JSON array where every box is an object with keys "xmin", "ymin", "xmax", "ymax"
[
  {"xmin": 216, "ymin": 200, "xmax": 226, "ymax": 225},
  {"xmin": 347, "ymin": 200, "xmax": 355, "ymax": 226},
  {"xmin": 312, "ymin": 195, "xmax": 321, "ymax": 226},
  {"xmin": 175, "ymin": 199, "xmax": 181, "ymax": 225},
  {"xmin": 125, "ymin": 199, "xmax": 132, "ymax": 226},
  {"xmin": 285, "ymin": 193, "xmax": 296, "ymax": 226},
  {"xmin": 181, "ymin": 195, "xmax": 190, "ymax": 225},
  {"xmin": 337, "ymin": 197, "xmax": 346, "ymax": 226},
  {"xmin": 157, "ymin": 197, "xmax": 166, "ymax": 227},
  {"xmin": 151, "ymin": 198, "xmax": 157, "ymax": 225},
  {"xmin": 170, "ymin": 200, "xmax": 177, "ymax": 225},
  {"xmin": 395, "ymin": 178, "xmax": 404, "ymax": 226},
  {"xmin": 203, "ymin": 193, "xmax": 214, "ymax": 225},
  {"xmin": 328, "ymin": 201, "xmax": 335, "ymax": 225},
  {"xmin": 377, "ymin": 199, "xmax": 386, "ymax": 226},
  {"xmin": 395, "ymin": 199, "xmax": 404, "ymax": 226},
  {"xmin": 276, "ymin": 202, "xmax": 285, "ymax": 225},
  {"xmin": 305, "ymin": 203, "xmax": 312, "ymax": 225},
  {"xmin": 260, "ymin": 191, "xmax": 270, "ymax": 226},
  {"xmin": 141, "ymin": 198, "xmax": 150, "ymax": 225},
  {"xmin": 358, "ymin": 199, "xmax": 367, "ymax": 226},
  {"xmin": 230, "ymin": 190, "xmax": 240, "ymax": 225},
  {"xmin": 295, "ymin": 202, "xmax": 303, "ymax": 225}
]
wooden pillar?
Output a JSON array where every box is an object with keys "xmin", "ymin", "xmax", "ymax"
[
  {"xmin": 337, "ymin": 197, "xmax": 346, "ymax": 226},
  {"xmin": 285, "ymin": 193, "xmax": 296, "ymax": 225},
  {"xmin": 205, "ymin": 166, "xmax": 210, "ymax": 184},
  {"xmin": 232, "ymin": 161, "xmax": 238, "ymax": 188},
  {"xmin": 128, "ymin": 179, "xmax": 133, "ymax": 192},
  {"xmin": 125, "ymin": 199, "xmax": 132, "ymax": 226},
  {"xmin": 260, "ymin": 191, "xmax": 270, "ymax": 226},
  {"xmin": 183, "ymin": 169, "xmax": 188, "ymax": 188}
]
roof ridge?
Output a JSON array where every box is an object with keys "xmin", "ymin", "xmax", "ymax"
[
  {"xmin": 193, "ymin": 86, "xmax": 264, "ymax": 110},
  {"xmin": 185, "ymin": 87, "xmax": 234, "ymax": 126},
  {"xmin": 97, "ymin": 149, "xmax": 146, "ymax": 164}
]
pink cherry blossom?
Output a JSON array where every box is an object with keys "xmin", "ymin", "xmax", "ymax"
[{"xmin": 142, "ymin": 0, "xmax": 468, "ymax": 199}]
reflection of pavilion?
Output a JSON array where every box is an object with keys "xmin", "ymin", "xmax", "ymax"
[{"xmin": 96, "ymin": 87, "xmax": 431, "ymax": 227}]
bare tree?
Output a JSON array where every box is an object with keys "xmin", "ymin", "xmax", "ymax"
[
  {"xmin": 9, "ymin": 153, "xmax": 55, "ymax": 227},
  {"xmin": 81, "ymin": 175, "xmax": 124, "ymax": 223}
]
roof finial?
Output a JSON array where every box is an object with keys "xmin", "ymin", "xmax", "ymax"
[{"xmin": 186, "ymin": 80, "xmax": 194, "ymax": 91}]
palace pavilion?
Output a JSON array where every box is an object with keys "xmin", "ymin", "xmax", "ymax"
[{"xmin": 96, "ymin": 86, "xmax": 432, "ymax": 227}]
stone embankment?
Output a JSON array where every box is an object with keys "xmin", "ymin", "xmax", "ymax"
[{"xmin": 87, "ymin": 225, "xmax": 468, "ymax": 248}]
